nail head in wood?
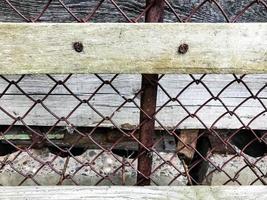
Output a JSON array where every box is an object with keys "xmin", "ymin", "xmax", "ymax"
[
  {"xmin": 178, "ymin": 43, "xmax": 189, "ymax": 54},
  {"xmin": 73, "ymin": 42, "xmax": 83, "ymax": 53}
]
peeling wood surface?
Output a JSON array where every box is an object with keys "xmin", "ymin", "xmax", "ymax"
[
  {"xmin": 0, "ymin": 23, "xmax": 266, "ymax": 74},
  {"xmin": 0, "ymin": 186, "xmax": 266, "ymax": 200}
]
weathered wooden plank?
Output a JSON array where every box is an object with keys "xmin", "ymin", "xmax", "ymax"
[
  {"xmin": 0, "ymin": 186, "xmax": 266, "ymax": 200},
  {"xmin": 0, "ymin": 0, "xmax": 266, "ymax": 23},
  {"xmin": 1, "ymin": 74, "xmax": 267, "ymax": 129},
  {"xmin": 0, "ymin": 23, "xmax": 266, "ymax": 74}
]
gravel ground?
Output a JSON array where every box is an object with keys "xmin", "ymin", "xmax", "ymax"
[{"xmin": 0, "ymin": 149, "xmax": 266, "ymax": 186}]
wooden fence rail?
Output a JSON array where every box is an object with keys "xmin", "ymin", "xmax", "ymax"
[
  {"xmin": 0, "ymin": 186, "xmax": 266, "ymax": 200},
  {"xmin": 0, "ymin": 23, "xmax": 266, "ymax": 75}
]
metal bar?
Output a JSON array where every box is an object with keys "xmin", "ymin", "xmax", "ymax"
[
  {"xmin": 137, "ymin": 0, "xmax": 165, "ymax": 186},
  {"xmin": 137, "ymin": 74, "xmax": 159, "ymax": 185}
]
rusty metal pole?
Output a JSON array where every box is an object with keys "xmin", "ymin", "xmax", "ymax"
[{"xmin": 137, "ymin": 0, "xmax": 165, "ymax": 186}]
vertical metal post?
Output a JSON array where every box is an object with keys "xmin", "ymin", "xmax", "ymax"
[
  {"xmin": 137, "ymin": 0, "xmax": 165, "ymax": 186},
  {"xmin": 137, "ymin": 74, "xmax": 158, "ymax": 186}
]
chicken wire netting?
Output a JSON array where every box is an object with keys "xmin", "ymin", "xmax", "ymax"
[{"xmin": 0, "ymin": 0, "xmax": 266, "ymax": 186}]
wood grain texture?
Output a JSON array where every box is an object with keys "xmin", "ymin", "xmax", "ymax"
[
  {"xmin": 1, "ymin": 74, "xmax": 267, "ymax": 129},
  {"xmin": 0, "ymin": 0, "xmax": 266, "ymax": 22},
  {"xmin": 0, "ymin": 186, "xmax": 266, "ymax": 200},
  {"xmin": 0, "ymin": 23, "xmax": 266, "ymax": 74}
]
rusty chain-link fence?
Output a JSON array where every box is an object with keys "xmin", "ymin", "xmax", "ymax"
[{"xmin": 0, "ymin": 0, "xmax": 266, "ymax": 186}]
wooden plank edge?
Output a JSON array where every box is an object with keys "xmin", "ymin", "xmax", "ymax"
[{"xmin": 0, "ymin": 186, "xmax": 265, "ymax": 200}]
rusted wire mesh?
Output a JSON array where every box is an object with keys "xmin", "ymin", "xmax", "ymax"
[{"xmin": 0, "ymin": 0, "xmax": 266, "ymax": 186}]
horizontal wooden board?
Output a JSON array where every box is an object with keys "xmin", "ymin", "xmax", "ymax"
[
  {"xmin": 0, "ymin": 23, "xmax": 266, "ymax": 74},
  {"xmin": 1, "ymin": 0, "xmax": 266, "ymax": 23},
  {"xmin": 1, "ymin": 74, "xmax": 267, "ymax": 129},
  {"xmin": 0, "ymin": 186, "xmax": 266, "ymax": 200}
]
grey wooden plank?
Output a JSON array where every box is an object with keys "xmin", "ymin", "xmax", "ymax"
[
  {"xmin": 0, "ymin": 74, "xmax": 267, "ymax": 129},
  {"xmin": 0, "ymin": 0, "xmax": 266, "ymax": 22}
]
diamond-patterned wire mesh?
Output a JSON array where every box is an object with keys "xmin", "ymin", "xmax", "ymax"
[{"xmin": 0, "ymin": 0, "xmax": 266, "ymax": 186}]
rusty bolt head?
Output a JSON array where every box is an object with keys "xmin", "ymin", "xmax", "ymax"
[
  {"xmin": 73, "ymin": 42, "xmax": 83, "ymax": 53},
  {"xmin": 178, "ymin": 43, "xmax": 189, "ymax": 54}
]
